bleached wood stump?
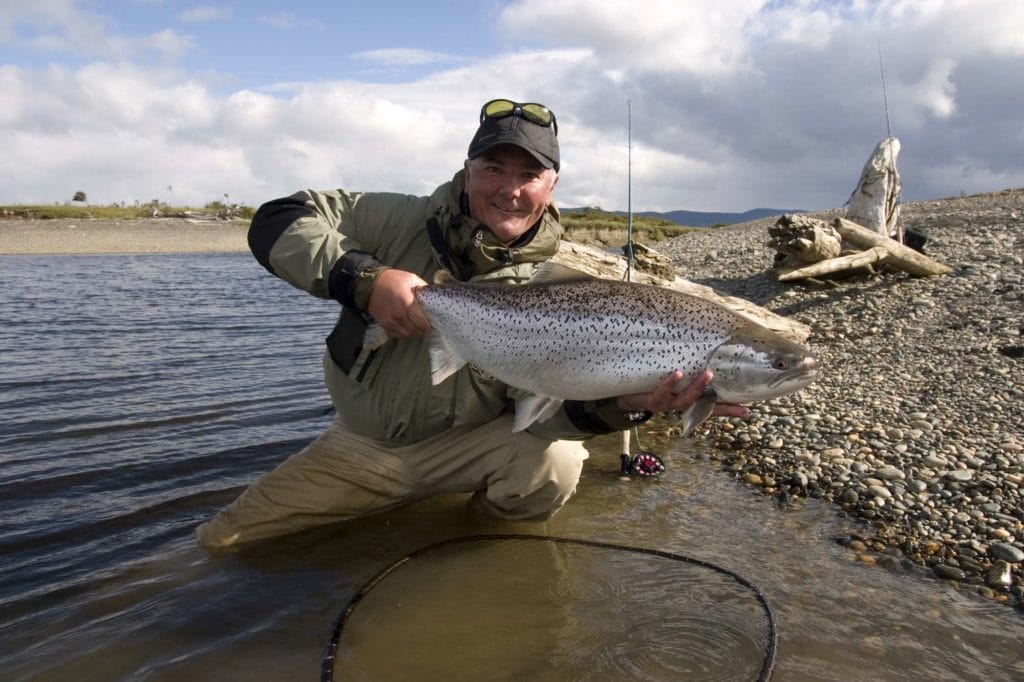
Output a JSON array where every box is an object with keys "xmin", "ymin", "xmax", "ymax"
[
  {"xmin": 847, "ymin": 137, "xmax": 902, "ymax": 240},
  {"xmin": 768, "ymin": 214, "xmax": 842, "ymax": 267}
]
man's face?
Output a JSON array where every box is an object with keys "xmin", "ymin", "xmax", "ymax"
[{"xmin": 464, "ymin": 145, "xmax": 558, "ymax": 244}]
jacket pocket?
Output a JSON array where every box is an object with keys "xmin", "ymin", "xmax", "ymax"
[{"xmin": 326, "ymin": 307, "xmax": 380, "ymax": 384}]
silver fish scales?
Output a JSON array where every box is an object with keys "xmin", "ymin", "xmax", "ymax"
[{"xmin": 371, "ymin": 263, "xmax": 820, "ymax": 433}]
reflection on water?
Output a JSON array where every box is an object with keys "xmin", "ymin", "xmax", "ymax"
[
  {"xmin": 332, "ymin": 537, "xmax": 775, "ymax": 681},
  {"xmin": 1, "ymin": 254, "xmax": 1022, "ymax": 681}
]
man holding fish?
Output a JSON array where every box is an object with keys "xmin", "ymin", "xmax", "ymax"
[{"xmin": 196, "ymin": 99, "xmax": 816, "ymax": 548}]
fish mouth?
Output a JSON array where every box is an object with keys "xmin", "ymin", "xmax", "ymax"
[{"xmin": 768, "ymin": 358, "xmax": 819, "ymax": 390}]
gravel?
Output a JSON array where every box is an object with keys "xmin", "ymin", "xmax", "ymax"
[{"xmin": 653, "ymin": 187, "xmax": 1024, "ymax": 607}]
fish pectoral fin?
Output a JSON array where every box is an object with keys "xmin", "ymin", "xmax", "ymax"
[
  {"xmin": 513, "ymin": 395, "xmax": 566, "ymax": 432},
  {"xmin": 363, "ymin": 323, "xmax": 391, "ymax": 352},
  {"xmin": 529, "ymin": 261, "xmax": 594, "ymax": 285},
  {"xmin": 427, "ymin": 331, "xmax": 467, "ymax": 385},
  {"xmin": 680, "ymin": 387, "xmax": 719, "ymax": 436}
]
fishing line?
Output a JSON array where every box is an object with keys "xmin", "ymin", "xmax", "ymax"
[
  {"xmin": 876, "ymin": 35, "xmax": 906, "ymax": 242},
  {"xmin": 876, "ymin": 36, "xmax": 893, "ymax": 140},
  {"xmin": 321, "ymin": 534, "xmax": 779, "ymax": 681}
]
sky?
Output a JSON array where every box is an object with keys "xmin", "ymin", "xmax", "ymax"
[{"xmin": 1, "ymin": 0, "xmax": 1023, "ymax": 213}]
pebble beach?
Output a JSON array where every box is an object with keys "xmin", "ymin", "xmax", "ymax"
[
  {"xmin": 4, "ymin": 189, "xmax": 1022, "ymax": 608},
  {"xmin": 655, "ymin": 188, "xmax": 1024, "ymax": 608}
]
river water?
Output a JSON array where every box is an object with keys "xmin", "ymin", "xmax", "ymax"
[{"xmin": 1, "ymin": 253, "xmax": 1022, "ymax": 681}]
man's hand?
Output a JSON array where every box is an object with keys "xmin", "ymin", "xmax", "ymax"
[
  {"xmin": 615, "ymin": 369, "xmax": 750, "ymax": 420},
  {"xmin": 366, "ymin": 269, "xmax": 432, "ymax": 339}
]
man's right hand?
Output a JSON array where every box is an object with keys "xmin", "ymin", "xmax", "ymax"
[{"xmin": 366, "ymin": 268, "xmax": 432, "ymax": 339}]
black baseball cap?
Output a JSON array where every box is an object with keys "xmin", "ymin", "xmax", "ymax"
[{"xmin": 467, "ymin": 100, "xmax": 560, "ymax": 172}]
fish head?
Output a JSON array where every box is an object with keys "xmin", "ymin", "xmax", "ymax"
[{"xmin": 706, "ymin": 326, "xmax": 819, "ymax": 403}]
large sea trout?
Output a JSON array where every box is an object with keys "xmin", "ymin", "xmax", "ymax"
[{"xmin": 367, "ymin": 263, "xmax": 819, "ymax": 433}]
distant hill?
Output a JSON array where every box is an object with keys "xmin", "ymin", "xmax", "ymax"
[{"xmin": 563, "ymin": 206, "xmax": 804, "ymax": 227}]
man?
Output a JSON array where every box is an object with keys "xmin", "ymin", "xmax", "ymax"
[{"xmin": 195, "ymin": 99, "xmax": 747, "ymax": 548}]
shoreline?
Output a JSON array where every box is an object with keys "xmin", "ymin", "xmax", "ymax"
[
  {"xmin": 5, "ymin": 190, "xmax": 1023, "ymax": 606},
  {"xmin": 0, "ymin": 217, "xmax": 249, "ymax": 255}
]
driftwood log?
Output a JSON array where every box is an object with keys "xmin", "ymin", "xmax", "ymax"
[
  {"xmin": 553, "ymin": 240, "xmax": 811, "ymax": 343},
  {"xmin": 847, "ymin": 137, "xmax": 902, "ymax": 240},
  {"xmin": 768, "ymin": 214, "xmax": 842, "ymax": 266},
  {"xmin": 773, "ymin": 216, "xmax": 952, "ymax": 282}
]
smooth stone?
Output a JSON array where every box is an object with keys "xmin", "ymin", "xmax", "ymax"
[
  {"xmin": 867, "ymin": 485, "xmax": 892, "ymax": 499},
  {"xmin": 933, "ymin": 564, "xmax": 965, "ymax": 581},
  {"xmin": 906, "ymin": 480, "xmax": 928, "ymax": 493},
  {"xmin": 989, "ymin": 543, "xmax": 1024, "ymax": 563},
  {"xmin": 874, "ymin": 465, "xmax": 905, "ymax": 481}
]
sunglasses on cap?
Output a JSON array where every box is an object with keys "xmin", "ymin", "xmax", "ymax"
[{"xmin": 480, "ymin": 99, "xmax": 558, "ymax": 136}]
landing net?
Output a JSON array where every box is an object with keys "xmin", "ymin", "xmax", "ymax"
[{"xmin": 322, "ymin": 534, "xmax": 778, "ymax": 681}]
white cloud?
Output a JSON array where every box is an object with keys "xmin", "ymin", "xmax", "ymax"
[
  {"xmin": 256, "ymin": 11, "xmax": 296, "ymax": 30},
  {"xmin": 746, "ymin": 1, "xmax": 844, "ymax": 49},
  {"xmin": 352, "ymin": 48, "xmax": 463, "ymax": 68},
  {"xmin": 180, "ymin": 5, "xmax": 232, "ymax": 23},
  {"xmin": 500, "ymin": 0, "xmax": 765, "ymax": 76},
  {"xmin": 1, "ymin": 0, "xmax": 1022, "ymax": 211},
  {"xmin": 254, "ymin": 10, "xmax": 323, "ymax": 31},
  {"xmin": 908, "ymin": 57, "xmax": 958, "ymax": 120},
  {"xmin": 255, "ymin": 10, "xmax": 325, "ymax": 32},
  {"xmin": 1, "ymin": 1, "xmax": 193, "ymax": 62}
]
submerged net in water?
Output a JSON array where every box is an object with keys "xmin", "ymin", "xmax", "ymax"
[{"xmin": 322, "ymin": 535, "xmax": 777, "ymax": 681}]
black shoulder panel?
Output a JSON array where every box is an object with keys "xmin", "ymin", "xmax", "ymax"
[{"xmin": 248, "ymin": 196, "xmax": 316, "ymax": 274}]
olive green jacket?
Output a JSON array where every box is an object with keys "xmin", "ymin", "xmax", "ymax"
[{"xmin": 248, "ymin": 171, "xmax": 639, "ymax": 446}]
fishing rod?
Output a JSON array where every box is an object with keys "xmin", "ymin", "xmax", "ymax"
[
  {"xmin": 618, "ymin": 98, "xmax": 664, "ymax": 478},
  {"xmin": 626, "ymin": 97, "xmax": 634, "ymax": 283},
  {"xmin": 877, "ymin": 35, "xmax": 893, "ymax": 140}
]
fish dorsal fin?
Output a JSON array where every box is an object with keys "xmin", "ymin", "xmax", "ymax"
[
  {"xmin": 513, "ymin": 395, "xmax": 565, "ymax": 432},
  {"xmin": 529, "ymin": 261, "xmax": 594, "ymax": 285},
  {"xmin": 426, "ymin": 331, "xmax": 467, "ymax": 385}
]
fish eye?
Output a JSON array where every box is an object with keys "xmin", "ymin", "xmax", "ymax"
[{"xmin": 771, "ymin": 357, "xmax": 790, "ymax": 370}]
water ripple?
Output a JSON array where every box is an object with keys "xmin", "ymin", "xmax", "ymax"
[{"xmin": 0, "ymin": 254, "xmax": 335, "ymax": 640}]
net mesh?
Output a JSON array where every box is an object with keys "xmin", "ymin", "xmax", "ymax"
[{"xmin": 323, "ymin": 535, "xmax": 776, "ymax": 681}]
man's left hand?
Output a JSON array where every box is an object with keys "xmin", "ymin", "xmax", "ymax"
[{"xmin": 614, "ymin": 369, "xmax": 750, "ymax": 420}]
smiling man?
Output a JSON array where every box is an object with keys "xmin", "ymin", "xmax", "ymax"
[{"xmin": 195, "ymin": 99, "xmax": 745, "ymax": 548}]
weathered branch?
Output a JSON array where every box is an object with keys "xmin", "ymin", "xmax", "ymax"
[
  {"xmin": 553, "ymin": 240, "xmax": 811, "ymax": 343},
  {"xmin": 831, "ymin": 218, "xmax": 952, "ymax": 276},
  {"xmin": 776, "ymin": 245, "xmax": 889, "ymax": 281}
]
